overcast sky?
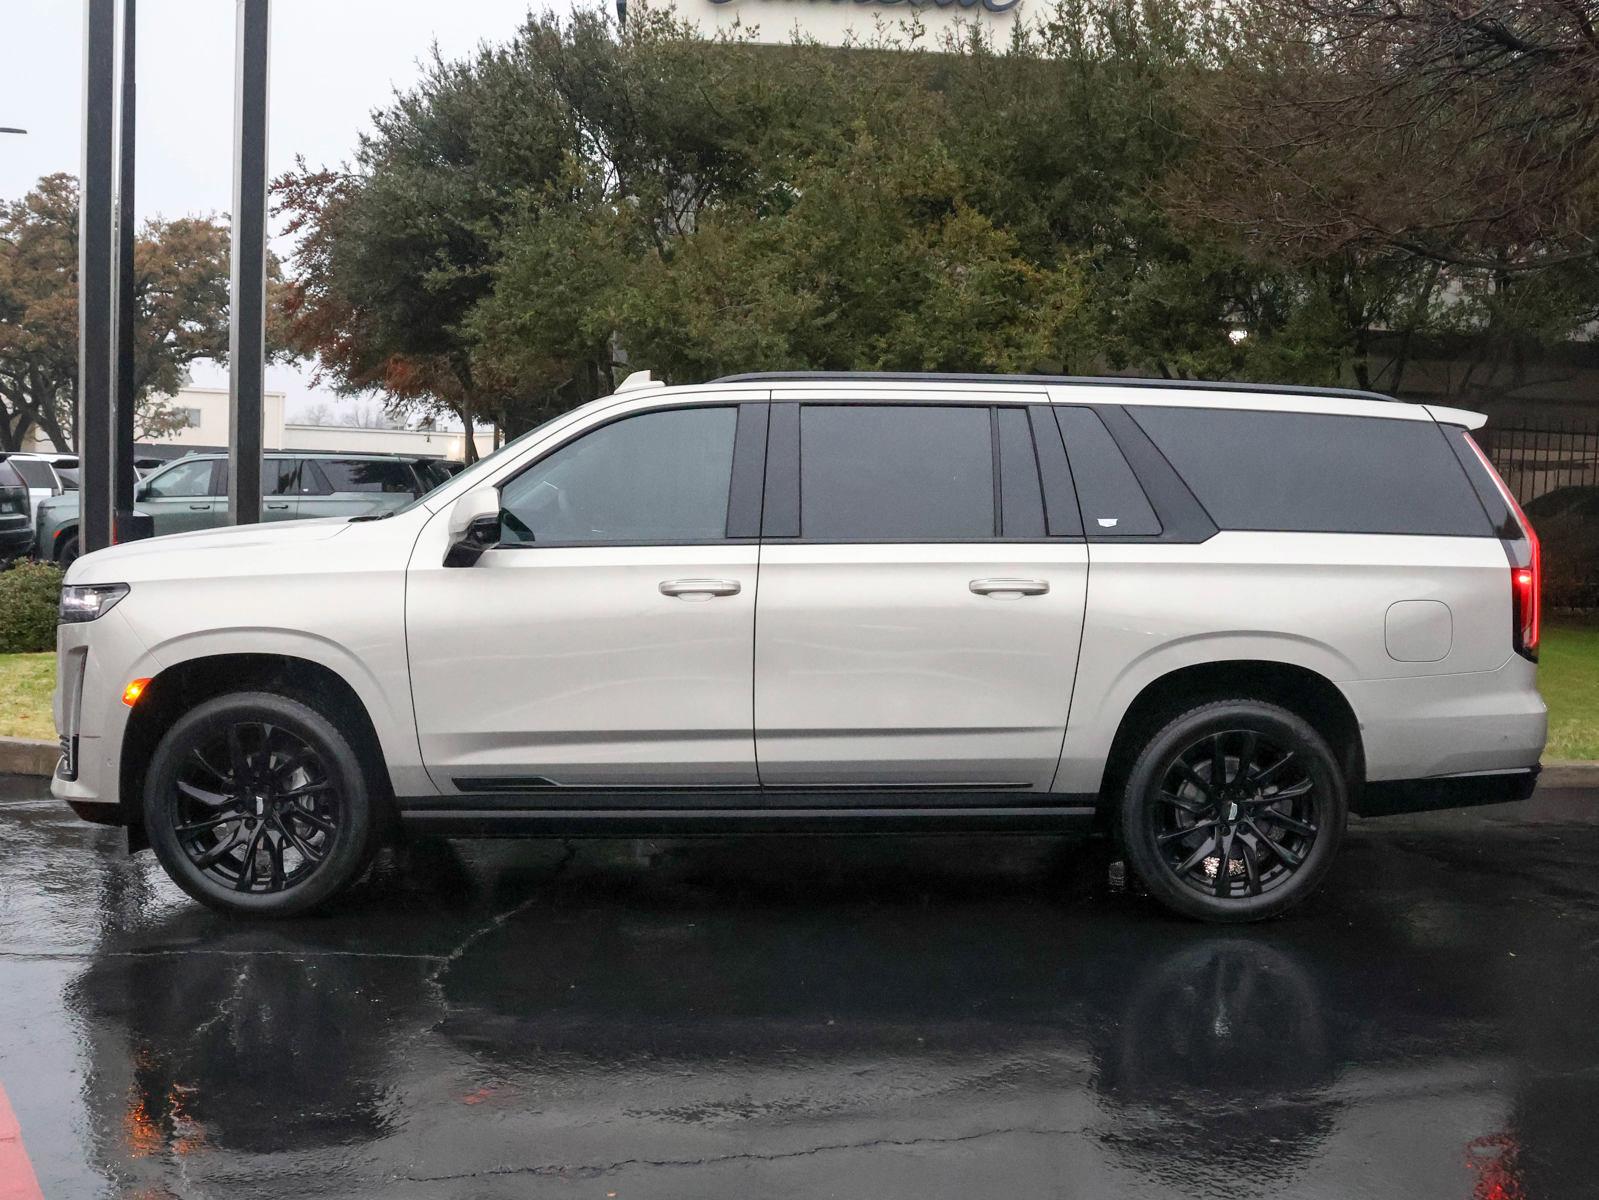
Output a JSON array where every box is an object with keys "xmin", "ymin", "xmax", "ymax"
[{"xmin": 1, "ymin": 0, "xmax": 580, "ymax": 420}]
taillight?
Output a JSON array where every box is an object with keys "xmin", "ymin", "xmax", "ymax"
[{"xmin": 1464, "ymin": 434, "xmax": 1540, "ymax": 662}]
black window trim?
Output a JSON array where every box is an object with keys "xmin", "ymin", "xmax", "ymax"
[
  {"xmin": 763, "ymin": 399, "xmax": 1081, "ymax": 545},
  {"xmin": 490, "ymin": 400, "xmax": 764, "ymax": 550},
  {"xmin": 1071, "ymin": 405, "xmax": 1218, "ymax": 544}
]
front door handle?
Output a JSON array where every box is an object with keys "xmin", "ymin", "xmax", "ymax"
[
  {"xmin": 970, "ymin": 577, "xmax": 1049, "ymax": 598},
  {"xmin": 188, "ymin": 504, "xmax": 212, "ymax": 511},
  {"xmin": 659, "ymin": 578, "xmax": 741, "ymax": 600},
  {"xmin": 265, "ymin": 503, "xmax": 291, "ymax": 510}
]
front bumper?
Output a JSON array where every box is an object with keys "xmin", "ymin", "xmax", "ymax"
[{"xmin": 0, "ymin": 525, "xmax": 32, "ymax": 557}]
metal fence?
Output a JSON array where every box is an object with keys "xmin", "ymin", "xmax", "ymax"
[{"xmin": 1478, "ymin": 418, "xmax": 1599, "ymax": 506}]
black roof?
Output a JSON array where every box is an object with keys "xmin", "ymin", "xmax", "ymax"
[{"xmin": 711, "ymin": 372, "xmax": 1400, "ymax": 405}]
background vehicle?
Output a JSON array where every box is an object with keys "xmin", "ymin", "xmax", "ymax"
[
  {"xmin": 0, "ymin": 452, "xmax": 66, "ymax": 527},
  {"xmin": 34, "ymin": 450, "xmax": 450, "ymax": 566},
  {"xmin": 0, "ymin": 459, "xmax": 33, "ymax": 559},
  {"xmin": 51, "ymin": 374, "xmax": 1546, "ymax": 922}
]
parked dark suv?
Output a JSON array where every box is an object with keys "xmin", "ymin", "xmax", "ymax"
[{"xmin": 0, "ymin": 459, "xmax": 33, "ymax": 559}]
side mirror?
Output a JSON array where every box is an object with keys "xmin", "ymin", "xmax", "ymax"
[{"xmin": 444, "ymin": 485, "xmax": 502, "ymax": 568}]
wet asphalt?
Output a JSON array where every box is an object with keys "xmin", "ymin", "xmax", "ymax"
[{"xmin": 2, "ymin": 776, "xmax": 1597, "ymax": 1199}]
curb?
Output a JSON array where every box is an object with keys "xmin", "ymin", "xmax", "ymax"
[
  {"xmin": 0, "ymin": 737, "xmax": 58, "ymax": 779},
  {"xmin": 1535, "ymin": 760, "xmax": 1599, "ymax": 789},
  {"xmin": 2, "ymin": 734, "xmax": 1598, "ymax": 788}
]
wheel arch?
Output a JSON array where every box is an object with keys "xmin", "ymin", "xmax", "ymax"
[
  {"xmin": 119, "ymin": 652, "xmax": 397, "ymax": 835},
  {"xmin": 1094, "ymin": 659, "xmax": 1366, "ymax": 808}
]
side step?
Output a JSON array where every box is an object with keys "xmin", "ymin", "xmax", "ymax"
[{"xmin": 397, "ymin": 805, "xmax": 1099, "ymax": 838}]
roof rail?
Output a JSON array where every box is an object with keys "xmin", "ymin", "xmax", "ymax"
[{"xmin": 710, "ymin": 371, "xmax": 1399, "ymax": 405}]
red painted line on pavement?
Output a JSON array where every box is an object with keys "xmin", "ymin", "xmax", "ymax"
[{"xmin": 0, "ymin": 1081, "xmax": 45, "ymax": 1200}]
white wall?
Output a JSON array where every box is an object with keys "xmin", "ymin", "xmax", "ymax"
[
  {"xmin": 152, "ymin": 386, "xmax": 287, "ymax": 449},
  {"xmin": 281, "ymin": 423, "xmax": 494, "ymax": 462},
  {"xmin": 659, "ymin": 0, "xmax": 1024, "ymax": 47}
]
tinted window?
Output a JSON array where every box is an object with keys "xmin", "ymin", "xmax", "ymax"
[
  {"xmin": 268, "ymin": 460, "xmax": 299, "ymax": 496},
  {"xmin": 500, "ymin": 406, "xmax": 738, "ymax": 545},
  {"xmin": 7, "ymin": 459, "xmax": 55, "ymax": 490},
  {"xmin": 142, "ymin": 459, "xmax": 215, "ymax": 499},
  {"xmin": 996, "ymin": 407, "xmax": 1045, "ymax": 538},
  {"xmin": 0, "ymin": 461, "xmax": 23, "ymax": 489},
  {"xmin": 56, "ymin": 467, "xmax": 79, "ymax": 490},
  {"xmin": 800, "ymin": 405, "xmax": 994, "ymax": 540},
  {"xmin": 1055, "ymin": 407, "xmax": 1161, "ymax": 536},
  {"xmin": 315, "ymin": 458, "xmax": 418, "ymax": 494},
  {"xmin": 1132, "ymin": 407, "xmax": 1491, "ymax": 536}
]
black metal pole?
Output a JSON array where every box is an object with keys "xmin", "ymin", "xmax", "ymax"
[
  {"xmin": 79, "ymin": 0, "xmax": 117, "ymax": 556},
  {"xmin": 113, "ymin": 0, "xmax": 137, "ymax": 532},
  {"xmin": 228, "ymin": 0, "xmax": 269, "ymax": 526}
]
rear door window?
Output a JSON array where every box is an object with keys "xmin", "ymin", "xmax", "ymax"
[
  {"xmin": 1130, "ymin": 406, "xmax": 1491, "ymax": 536},
  {"xmin": 1055, "ymin": 407, "xmax": 1162, "ymax": 536},
  {"xmin": 798, "ymin": 405, "xmax": 994, "ymax": 540},
  {"xmin": 268, "ymin": 460, "xmax": 300, "ymax": 496},
  {"xmin": 996, "ymin": 407, "xmax": 1046, "ymax": 538}
]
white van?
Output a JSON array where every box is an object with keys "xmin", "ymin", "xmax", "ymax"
[{"xmin": 51, "ymin": 373, "xmax": 1546, "ymax": 921}]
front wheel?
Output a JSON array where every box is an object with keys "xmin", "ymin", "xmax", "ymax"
[
  {"xmin": 1118, "ymin": 700, "xmax": 1346, "ymax": 923},
  {"xmin": 56, "ymin": 534, "xmax": 79, "ymax": 568},
  {"xmin": 144, "ymin": 692, "xmax": 376, "ymax": 917}
]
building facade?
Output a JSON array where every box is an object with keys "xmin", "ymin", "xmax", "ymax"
[
  {"xmin": 25, "ymin": 386, "xmax": 494, "ymax": 463},
  {"xmin": 655, "ymin": 0, "xmax": 1023, "ymax": 47}
]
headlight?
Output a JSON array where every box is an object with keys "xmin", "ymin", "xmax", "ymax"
[{"xmin": 59, "ymin": 583, "xmax": 130, "ymax": 623}]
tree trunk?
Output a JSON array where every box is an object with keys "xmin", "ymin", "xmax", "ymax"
[{"xmin": 459, "ymin": 396, "xmax": 478, "ymax": 464}]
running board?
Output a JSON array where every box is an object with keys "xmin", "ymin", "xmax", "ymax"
[{"xmin": 396, "ymin": 805, "xmax": 1099, "ymax": 838}]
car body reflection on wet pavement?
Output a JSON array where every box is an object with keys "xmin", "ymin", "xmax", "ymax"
[{"xmin": 2, "ymin": 776, "xmax": 1596, "ymax": 1199}]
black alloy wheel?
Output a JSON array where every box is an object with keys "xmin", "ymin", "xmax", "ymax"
[
  {"xmin": 171, "ymin": 721, "xmax": 339, "ymax": 894},
  {"xmin": 1120, "ymin": 700, "xmax": 1346, "ymax": 922},
  {"xmin": 145, "ymin": 692, "xmax": 375, "ymax": 916}
]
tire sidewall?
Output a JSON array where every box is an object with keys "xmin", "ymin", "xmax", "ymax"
[
  {"xmin": 1119, "ymin": 701, "xmax": 1347, "ymax": 923},
  {"xmin": 58, "ymin": 535, "xmax": 79, "ymax": 568},
  {"xmin": 143, "ymin": 691, "xmax": 373, "ymax": 917}
]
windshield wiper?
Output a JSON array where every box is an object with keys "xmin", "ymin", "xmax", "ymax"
[{"xmin": 347, "ymin": 510, "xmax": 397, "ymax": 523}]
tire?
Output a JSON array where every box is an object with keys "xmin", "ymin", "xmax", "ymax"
[
  {"xmin": 144, "ymin": 691, "xmax": 377, "ymax": 917},
  {"xmin": 57, "ymin": 534, "xmax": 79, "ymax": 568},
  {"xmin": 1118, "ymin": 699, "xmax": 1346, "ymax": 923}
]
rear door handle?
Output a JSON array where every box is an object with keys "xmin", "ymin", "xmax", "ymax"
[
  {"xmin": 970, "ymin": 577, "xmax": 1049, "ymax": 597},
  {"xmin": 659, "ymin": 578, "xmax": 742, "ymax": 600},
  {"xmin": 265, "ymin": 503, "xmax": 291, "ymax": 510},
  {"xmin": 188, "ymin": 504, "xmax": 212, "ymax": 511}
]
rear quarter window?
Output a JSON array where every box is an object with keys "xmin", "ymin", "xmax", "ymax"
[
  {"xmin": 1129, "ymin": 406, "xmax": 1491, "ymax": 536},
  {"xmin": 7, "ymin": 459, "xmax": 55, "ymax": 489},
  {"xmin": 314, "ymin": 459, "xmax": 418, "ymax": 494}
]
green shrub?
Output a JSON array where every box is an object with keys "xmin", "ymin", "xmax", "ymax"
[{"xmin": 0, "ymin": 561, "xmax": 63, "ymax": 653}]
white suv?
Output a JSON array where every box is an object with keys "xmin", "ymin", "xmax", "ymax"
[{"xmin": 51, "ymin": 373, "xmax": 1546, "ymax": 921}]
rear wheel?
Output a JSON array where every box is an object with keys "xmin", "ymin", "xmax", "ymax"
[
  {"xmin": 1118, "ymin": 699, "xmax": 1346, "ymax": 923},
  {"xmin": 144, "ymin": 691, "xmax": 376, "ymax": 917}
]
